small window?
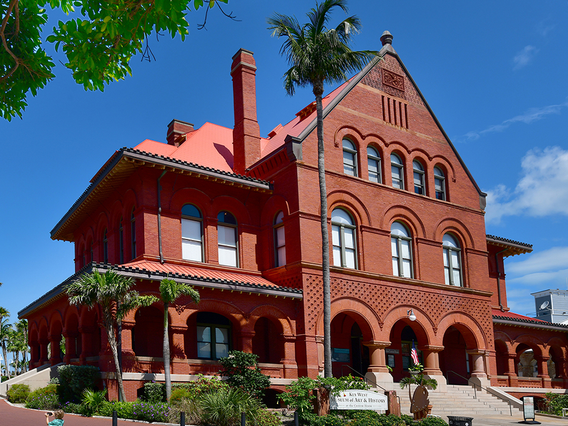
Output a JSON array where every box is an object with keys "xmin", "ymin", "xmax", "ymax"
[
  {"xmin": 367, "ymin": 146, "xmax": 382, "ymax": 183},
  {"xmin": 343, "ymin": 139, "xmax": 358, "ymax": 176},
  {"xmin": 413, "ymin": 160, "xmax": 425, "ymax": 195},
  {"xmin": 102, "ymin": 229, "xmax": 108, "ymax": 263},
  {"xmin": 182, "ymin": 204, "xmax": 204, "ymax": 262},
  {"xmin": 218, "ymin": 211, "xmax": 238, "ymax": 267},
  {"xmin": 443, "ymin": 234, "xmax": 462, "ymax": 286},
  {"xmin": 331, "ymin": 208, "xmax": 357, "ymax": 269},
  {"xmin": 274, "ymin": 211, "xmax": 286, "ymax": 267},
  {"xmin": 130, "ymin": 208, "xmax": 136, "ymax": 260},
  {"xmin": 391, "ymin": 154, "xmax": 404, "ymax": 189},
  {"xmin": 434, "ymin": 167, "xmax": 446, "ymax": 201},
  {"xmin": 391, "ymin": 222, "xmax": 413, "ymax": 278},
  {"xmin": 196, "ymin": 312, "xmax": 231, "ymax": 360}
]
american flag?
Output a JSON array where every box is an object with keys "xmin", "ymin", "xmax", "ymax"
[{"xmin": 411, "ymin": 341, "xmax": 419, "ymax": 365}]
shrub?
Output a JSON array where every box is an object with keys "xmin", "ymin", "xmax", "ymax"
[
  {"xmin": 81, "ymin": 388, "xmax": 108, "ymax": 416},
  {"xmin": 97, "ymin": 401, "xmax": 135, "ymax": 419},
  {"xmin": 130, "ymin": 400, "xmax": 171, "ymax": 422},
  {"xmin": 419, "ymin": 417, "xmax": 447, "ymax": 426},
  {"xmin": 400, "ymin": 414, "xmax": 414, "ymax": 425},
  {"xmin": 7, "ymin": 383, "xmax": 30, "ymax": 403},
  {"xmin": 172, "ymin": 375, "xmax": 229, "ymax": 399},
  {"xmin": 168, "ymin": 398, "xmax": 202, "ymax": 425},
  {"xmin": 302, "ymin": 413, "xmax": 344, "ymax": 426},
  {"xmin": 199, "ymin": 387, "xmax": 262, "ymax": 426},
  {"xmin": 25, "ymin": 384, "xmax": 60, "ymax": 410},
  {"xmin": 61, "ymin": 401, "xmax": 85, "ymax": 415},
  {"xmin": 219, "ymin": 350, "xmax": 271, "ymax": 400},
  {"xmin": 57, "ymin": 365, "xmax": 100, "ymax": 403},
  {"xmin": 544, "ymin": 392, "xmax": 568, "ymax": 416},
  {"xmin": 170, "ymin": 387, "xmax": 192, "ymax": 405},
  {"xmin": 255, "ymin": 408, "xmax": 281, "ymax": 426},
  {"xmin": 142, "ymin": 381, "xmax": 166, "ymax": 403}
]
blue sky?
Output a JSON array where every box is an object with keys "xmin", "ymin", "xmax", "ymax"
[{"xmin": 1, "ymin": 1, "xmax": 567, "ymax": 327}]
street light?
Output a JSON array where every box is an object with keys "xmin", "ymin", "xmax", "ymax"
[{"xmin": 407, "ymin": 309, "xmax": 416, "ymax": 322}]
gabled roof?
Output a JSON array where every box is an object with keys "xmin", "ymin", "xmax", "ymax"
[
  {"xmin": 18, "ymin": 261, "xmax": 302, "ymax": 319},
  {"xmin": 486, "ymin": 234, "xmax": 533, "ymax": 257},
  {"xmin": 493, "ymin": 308, "xmax": 568, "ymax": 332}
]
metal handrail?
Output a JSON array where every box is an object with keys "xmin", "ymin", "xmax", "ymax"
[{"xmin": 446, "ymin": 370, "xmax": 514, "ymax": 416}]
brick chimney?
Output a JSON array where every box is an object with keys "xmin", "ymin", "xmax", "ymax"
[
  {"xmin": 167, "ymin": 119, "xmax": 194, "ymax": 146},
  {"xmin": 231, "ymin": 49, "xmax": 261, "ymax": 175}
]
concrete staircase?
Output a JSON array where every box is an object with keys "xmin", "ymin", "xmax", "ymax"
[
  {"xmin": 0, "ymin": 362, "xmax": 63, "ymax": 397},
  {"xmin": 393, "ymin": 384, "xmax": 522, "ymax": 418}
]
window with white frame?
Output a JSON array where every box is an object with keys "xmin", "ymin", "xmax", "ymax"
[
  {"xmin": 343, "ymin": 139, "xmax": 358, "ymax": 176},
  {"xmin": 434, "ymin": 167, "xmax": 446, "ymax": 200},
  {"xmin": 367, "ymin": 146, "xmax": 381, "ymax": 183},
  {"xmin": 391, "ymin": 153, "xmax": 404, "ymax": 189},
  {"xmin": 443, "ymin": 234, "xmax": 462, "ymax": 286},
  {"xmin": 182, "ymin": 204, "xmax": 204, "ymax": 262},
  {"xmin": 391, "ymin": 221, "xmax": 413, "ymax": 278},
  {"xmin": 274, "ymin": 211, "xmax": 286, "ymax": 267},
  {"xmin": 217, "ymin": 211, "xmax": 238, "ymax": 267},
  {"xmin": 413, "ymin": 160, "xmax": 425, "ymax": 195},
  {"xmin": 196, "ymin": 312, "xmax": 231, "ymax": 360},
  {"xmin": 331, "ymin": 208, "xmax": 357, "ymax": 269}
]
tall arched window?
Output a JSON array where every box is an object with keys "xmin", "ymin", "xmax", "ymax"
[
  {"xmin": 367, "ymin": 146, "xmax": 381, "ymax": 183},
  {"xmin": 343, "ymin": 139, "xmax": 358, "ymax": 176},
  {"xmin": 182, "ymin": 204, "xmax": 203, "ymax": 262},
  {"xmin": 274, "ymin": 211, "xmax": 286, "ymax": 267},
  {"xmin": 391, "ymin": 154, "xmax": 404, "ymax": 189},
  {"xmin": 443, "ymin": 234, "xmax": 462, "ymax": 286},
  {"xmin": 102, "ymin": 229, "xmax": 108, "ymax": 263},
  {"xmin": 331, "ymin": 208, "xmax": 357, "ymax": 269},
  {"xmin": 434, "ymin": 167, "xmax": 446, "ymax": 200},
  {"xmin": 130, "ymin": 208, "xmax": 136, "ymax": 260},
  {"xmin": 391, "ymin": 222, "xmax": 413, "ymax": 278},
  {"xmin": 118, "ymin": 218, "xmax": 124, "ymax": 264},
  {"xmin": 413, "ymin": 160, "xmax": 425, "ymax": 195},
  {"xmin": 218, "ymin": 211, "xmax": 238, "ymax": 267}
]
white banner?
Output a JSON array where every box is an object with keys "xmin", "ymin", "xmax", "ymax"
[{"xmin": 330, "ymin": 390, "xmax": 388, "ymax": 411}]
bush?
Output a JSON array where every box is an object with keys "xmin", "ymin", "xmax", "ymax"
[
  {"xmin": 130, "ymin": 400, "xmax": 171, "ymax": 422},
  {"xmin": 219, "ymin": 350, "xmax": 271, "ymax": 400},
  {"xmin": 419, "ymin": 417, "xmax": 447, "ymax": 426},
  {"xmin": 1, "ymin": 376, "xmax": 7, "ymax": 382},
  {"xmin": 168, "ymin": 398, "xmax": 202, "ymax": 425},
  {"xmin": 255, "ymin": 408, "xmax": 281, "ymax": 426},
  {"xmin": 544, "ymin": 392, "xmax": 568, "ymax": 415},
  {"xmin": 400, "ymin": 414, "xmax": 414, "ymax": 425},
  {"xmin": 25, "ymin": 384, "xmax": 60, "ymax": 410},
  {"xmin": 142, "ymin": 381, "xmax": 166, "ymax": 403},
  {"xmin": 170, "ymin": 387, "xmax": 192, "ymax": 405},
  {"xmin": 57, "ymin": 365, "xmax": 100, "ymax": 403},
  {"xmin": 81, "ymin": 388, "xmax": 108, "ymax": 416},
  {"xmin": 199, "ymin": 387, "xmax": 262, "ymax": 426},
  {"xmin": 7, "ymin": 383, "xmax": 30, "ymax": 403},
  {"xmin": 97, "ymin": 401, "xmax": 135, "ymax": 419},
  {"xmin": 61, "ymin": 401, "xmax": 85, "ymax": 415},
  {"xmin": 172, "ymin": 375, "xmax": 229, "ymax": 400}
]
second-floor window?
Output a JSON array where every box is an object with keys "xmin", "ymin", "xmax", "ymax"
[
  {"xmin": 182, "ymin": 204, "xmax": 204, "ymax": 262},
  {"xmin": 391, "ymin": 221, "xmax": 413, "ymax": 278},
  {"xmin": 367, "ymin": 146, "xmax": 381, "ymax": 183},
  {"xmin": 218, "ymin": 211, "xmax": 238, "ymax": 267},
  {"xmin": 274, "ymin": 211, "xmax": 286, "ymax": 267},
  {"xmin": 443, "ymin": 234, "xmax": 462, "ymax": 286},
  {"xmin": 343, "ymin": 139, "xmax": 358, "ymax": 176},
  {"xmin": 434, "ymin": 166, "xmax": 446, "ymax": 200},
  {"xmin": 391, "ymin": 154, "xmax": 404, "ymax": 189},
  {"xmin": 413, "ymin": 160, "xmax": 425, "ymax": 195},
  {"xmin": 331, "ymin": 208, "xmax": 357, "ymax": 269}
]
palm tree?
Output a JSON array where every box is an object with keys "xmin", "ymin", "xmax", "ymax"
[
  {"xmin": 15, "ymin": 319, "xmax": 29, "ymax": 374},
  {"xmin": 159, "ymin": 278, "xmax": 200, "ymax": 401},
  {"xmin": 66, "ymin": 269, "xmax": 158, "ymax": 401},
  {"xmin": 0, "ymin": 307, "xmax": 11, "ymax": 379},
  {"xmin": 268, "ymin": 0, "xmax": 375, "ymax": 377}
]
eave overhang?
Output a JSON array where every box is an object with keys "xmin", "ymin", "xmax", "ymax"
[
  {"xmin": 18, "ymin": 262, "xmax": 302, "ymax": 319},
  {"xmin": 51, "ymin": 148, "xmax": 272, "ymax": 242},
  {"xmin": 486, "ymin": 234, "xmax": 533, "ymax": 258},
  {"xmin": 493, "ymin": 315, "xmax": 568, "ymax": 333}
]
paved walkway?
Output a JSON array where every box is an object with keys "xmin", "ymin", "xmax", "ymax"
[{"xmin": 2, "ymin": 397, "xmax": 568, "ymax": 426}]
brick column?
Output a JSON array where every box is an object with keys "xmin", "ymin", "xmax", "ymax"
[
  {"xmin": 363, "ymin": 341, "xmax": 393, "ymax": 387},
  {"xmin": 239, "ymin": 331, "xmax": 255, "ymax": 353},
  {"xmin": 538, "ymin": 356, "xmax": 552, "ymax": 388},
  {"xmin": 63, "ymin": 330, "xmax": 78, "ymax": 364},
  {"xmin": 48, "ymin": 332, "xmax": 62, "ymax": 365},
  {"xmin": 79, "ymin": 326, "xmax": 94, "ymax": 364},
  {"xmin": 281, "ymin": 334, "xmax": 298, "ymax": 379},
  {"xmin": 505, "ymin": 353, "xmax": 518, "ymax": 387},
  {"xmin": 422, "ymin": 345, "xmax": 446, "ymax": 391},
  {"xmin": 467, "ymin": 350, "xmax": 490, "ymax": 389},
  {"xmin": 39, "ymin": 337, "xmax": 49, "ymax": 366}
]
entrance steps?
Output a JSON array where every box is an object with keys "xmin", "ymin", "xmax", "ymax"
[
  {"xmin": 0, "ymin": 362, "xmax": 63, "ymax": 397},
  {"xmin": 383, "ymin": 384, "xmax": 523, "ymax": 417}
]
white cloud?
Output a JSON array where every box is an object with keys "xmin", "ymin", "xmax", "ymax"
[
  {"xmin": 513, "ymin": 45, "xmax": 538, "ymax": 70},
  {"xmin": 485, "ymin": 146, "xmax": 568, "ymax": 224},
  {"xmin": 508, "ymin": 248, "xmax": 568, "ymax": 275},
  {"xmin": 460, "ymin": 101, "xmax": 568, "ymax": 142}
]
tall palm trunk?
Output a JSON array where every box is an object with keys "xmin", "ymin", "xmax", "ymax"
[
  {"xmin": 163, "ymin": 301, "xmax": 172, "ymax": 401},
  {"xmin": 314, "ymin": 81, "xmax": 332, "ymax": 378},
  {"xmin": 2, "ymin": 345, "xmax": 9, "ymax": 379},
  {"xmin": 103, "ymin": 315, "xmax": 126, "ymax": 402}
]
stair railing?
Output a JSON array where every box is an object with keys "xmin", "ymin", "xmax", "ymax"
[{"xmin": 446, "ymin": 370, "xmax": 514, "ymax": 416}]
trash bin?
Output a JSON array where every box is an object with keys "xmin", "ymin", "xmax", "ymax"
[{"xmin": 447, "ymin": 416, "xmax": 473, "ymax": 426}]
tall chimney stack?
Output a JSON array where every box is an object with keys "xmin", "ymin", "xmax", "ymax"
[{"xmin": 231, "ymin": 49, "xmax": 261, "ymax": 175}]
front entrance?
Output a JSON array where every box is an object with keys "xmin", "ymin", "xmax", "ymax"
[
  {"xmin": 331, "ymin": 314, "xmax": 370, "ymax": 378},
  {"xmin": 440, "ymin": 326, "xmax": 470, "ymax": 384}
]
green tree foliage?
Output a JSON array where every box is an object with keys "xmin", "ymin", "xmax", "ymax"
[
  {"xmin": 57, "ymin": 364, "xmax": 100, "ymax": 403},
  {"xmin": 0, "ymin": 0, "xmax": 229, "ymax": 121},
  {"xmin": 268, "ymin": 0, "xmax": 376, "ymax": 377},
  {"xmin": 0, "ymin": 311, "xmax": 11, "ymax": 379},
  {"xmin": 159, "ymin": 277, "xmax": 199, "ymax": 401},
  {"xmin": 544, "ymin": 392, "xmax": 568, "ymax": 416},
  {"xmin": 66, "ymin": 268, "xmax": 158, "ymax": 402},
  {"xmin": 6, "ymin": 383, "xmax": 30, "ymax": 403},
  {"xmin": 218, "ymin": 350, "xmax": 270, "ymax": 400}
]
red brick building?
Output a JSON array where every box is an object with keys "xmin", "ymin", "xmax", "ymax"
[{"xmin": 19, "ymin": 32, "xmax": 567, "ymax": 401}]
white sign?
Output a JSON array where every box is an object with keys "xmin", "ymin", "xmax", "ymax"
[
  {"xmin": 523, "ymin": 396, "xmax": 535, "ymax": 421},
  {"xmin": 330, "ymin": 390, "xmax": 388, "ymax": 411}
]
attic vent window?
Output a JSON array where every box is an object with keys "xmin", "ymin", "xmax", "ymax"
[
  {"xmin": 382, "ymin": 69, "xmax": 405, "ymax": 91},
  {"xmin": 296, "ymin": 102, "xmax": 317, "ymax": 120}
]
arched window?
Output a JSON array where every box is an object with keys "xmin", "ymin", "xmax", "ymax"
[
  {"xmin": 413, "ymin": 160, "xmax": 425, "ymax": 195},
  {"xmin": 196, "ymin": 312, "xmax": 231, "ymax": 360},
  {"xmin": 443, "ymin": 234, "xmax": 462, "ymax": 286},
  {"xmin": 130, "ymin": 208, "xmax": 136, "ymax": 260},
  {"xmin": 391, "ymin": 153, "xmax": 404, "ymax": 189},
  {"xmin": 434, "ymin": 167, "xmax": 446, "ymax": 200},
  {"xmin": 343, "ymin": 139, "xmax": 358, "ymax": 176},
  {"xmin": 331, "ymin": 208, "xmax": 357, "ymax": 269},
  {"xmin": 102, "ymin": 229, "xmax": 108, "ymax": 263},
  {"xmin": 391, "ymin": 222, "xmax": 413, "ymax": 278},
  {"xmin": 181, "ymin": 204, "xmax": 203, "ymax": 262},
  {"xmin": 118, "ymin": 218, "xmax": 124, "ymax": 264},
  {"xmin": 274, "ymin": 211, "xmax": 286, "ymax": 267},
  {"xmin": 218, "ymin": 211, "xmax": 238, "ymax": 267},
  {"xmin": 367, "ymin": 146, "xmax": 381, "ymax": 183}
]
